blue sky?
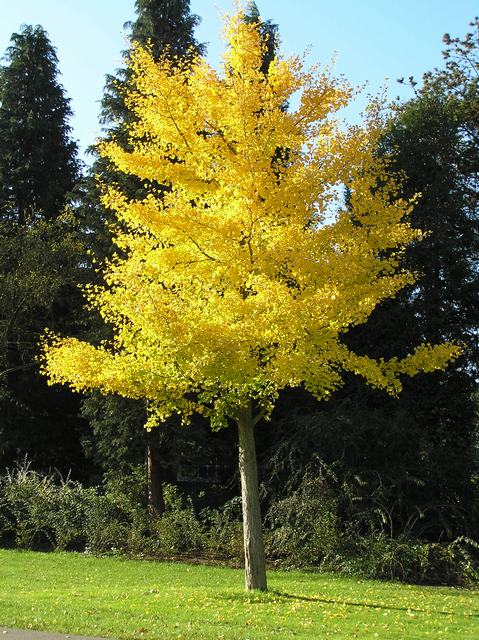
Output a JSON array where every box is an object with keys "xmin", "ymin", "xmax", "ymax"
[{"xmin": 0, "ymin": 1, "xmax": 477, "ymax": 163}]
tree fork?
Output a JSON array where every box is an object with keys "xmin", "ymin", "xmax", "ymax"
[{"xmin": 237, "ymin": 401, "xmax": 267, "ymax": 591}]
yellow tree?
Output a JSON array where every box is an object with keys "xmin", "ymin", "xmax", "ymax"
[{"xmin": 41, "ymin": 11, "xmax": 459, "ymax": 590}]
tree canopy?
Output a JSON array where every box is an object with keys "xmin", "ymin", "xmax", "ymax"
[{"xmin": 43, "ymin": 14, "xmax": 458, "ymax": 424}]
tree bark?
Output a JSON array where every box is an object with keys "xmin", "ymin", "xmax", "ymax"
[
  {"xmin": 146, "ymin": 436, "xmax": 165, "ymax": 517},
  {"xmin": 237, "ymin": 401, "xmax": 267, "ymax": 591}
]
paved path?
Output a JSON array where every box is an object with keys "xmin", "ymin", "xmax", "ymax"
[{"xmin": 1, "ymin": 629, "xmax": 111, "ymax": 640}]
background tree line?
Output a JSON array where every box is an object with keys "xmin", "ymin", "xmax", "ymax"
[{"xmin": 0, "ymin": 1, "xmax": 477, "ymax": 583}]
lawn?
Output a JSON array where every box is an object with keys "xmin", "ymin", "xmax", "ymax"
[{"xmin": 0, "ymin": 550, "xmax": 478, "ymax": 639}]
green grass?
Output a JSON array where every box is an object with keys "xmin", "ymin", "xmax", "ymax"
[{"xmin": 0, "ymin": 550, "xmax": 478, "ymax": 639}]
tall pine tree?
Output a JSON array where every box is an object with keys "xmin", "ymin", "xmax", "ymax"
[
  {"xmin": 0, "ymin": 26, "xmax": 79, "ymax": 224},
  {"xmin": 79, "ymin": 0, "xmax": 210, "ymax": 512},
  {"xmin": 0, "ymin": 26, "xmax": 85, "ymax": 473}
]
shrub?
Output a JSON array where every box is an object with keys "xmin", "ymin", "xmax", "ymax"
[
  {"xmin": 346, "ymin": 533, "xmax": 479, "ymax": 586},
  {"xmin": 151, "ymin": 484, "xmax": 205, "ymax": 555},
  {"xmin": 82, "ymin": 492, "xmax": 130, "ymax": 554},
  {"xmin": 200, "ymin": 496, "xmax": 244, "ymax": 560},
  {"xmin": 0, "ymin": 459, "xmax": 90, "ymax": 551},
  {"xmin": 49, "ymin": 481, "xmax": 90, "ymax": 550},
  {"xmin": 83, "ymin": 466, "xmax": 151, "ymax": 555},
  {"xmin": 1, "ymin": 459, "xmax": 476, "ymax": 587},
  {"xmin": 1, "ymin": 461, "xmax": 61, "ymax": 549},
  {"xmin": 265, "ymin": 473, "xmax": 341, "ymax": 568}
]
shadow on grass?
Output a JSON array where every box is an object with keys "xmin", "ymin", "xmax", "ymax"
[
  {"xmin": 220, "ymin": 590, "xmax": 478, "ymax": 618},
  {"xmin": 269, "ymin": 590, "xmax": 479, "ymax": 617}
]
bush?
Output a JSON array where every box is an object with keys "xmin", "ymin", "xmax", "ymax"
[
  {"xmin": 262, "ymin": 468, "xmax": 479, "ymax": 586},
  {"xmin": 82, "ymin": 492, "xmax": 130, "ymax": 554},
  {"xmin": 151, "ymin": 484, "xmax": 205, "ymax": 556},
  {"xmin": 0, "ymin": 463, "xmax": 210, "ymax": 558},
  {"xmin": 89, "ymin": 466, "xmax": 151, "ymax": 555},
  {"xmin": 341, "ymin": 533, "xmax": 479, "ymax": 586},
  {"xmin": 0, "ymin": 460, "xmax": 148, "ymax": 554},
  {"xmin": 200, "ymin": 496, "xmax": 244, "ymax": 560},
  {"xmin": 1, "ymin": 459, "xmax": 477, "ymax": 587},
  {"xmin": 49, "ymin": 481, "xmax": 91, "ymax": 550},
  {"xmin": 0, "ymin": 460, "xmax": 80, "ymax": 549},
  {"xmin": 265, "ymin": 473, "xmax": 341, "ymax": 568}
]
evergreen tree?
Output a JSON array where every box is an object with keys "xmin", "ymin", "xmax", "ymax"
[
  {"xmin": 264, "ymin": 20, "xmax": 479, "ymax": 542},
  {"xmin": 79, "ymin": 2, "xmax": 282, "ymax": 512},
  {"xmin": 0, "ymin": 25, "xmax": 80, "ymax": 225},
  {"xmin": 103, "ymin": 0, "xmax": 205, "ymax": 131},
  {"xmin": 88, "ymin": 0, "xmax": 205, "ymax": 229},
  {"xmin": 368, "ymin": 22, "xmax": 479, "ymax": 536},
  {"xmin": 0, "ymin": 26, "xmax": 85, "ymax": 473},
  {"xmin": 243, "ymin": 1, "xmax": 278, "ymax": 75},
  {"xmin": 78, "ymin": 0, "xmax": 209, "ymax": 510}
]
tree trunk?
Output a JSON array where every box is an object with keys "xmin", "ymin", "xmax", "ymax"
[
  {"xmin": 146, "ymin": 436, "xmax": 165, "ymax": 517},
  {"xmin": 237, "ymin": 401, "xmax": 267, "ymax": 591}
]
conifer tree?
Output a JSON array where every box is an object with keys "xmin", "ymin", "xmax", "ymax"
[
  {"xmin": 0, "ymin": 26, "xmax": 84, "ymax": 472},
  {"xmin": 78, "ymin": 0, "xmax": 206, "ymax": 512},
  {"xmin": 243, "ymin": 1, "xmax": 278, "ymax": 75},
  {"xmin": 0, "ymin": 25, "xmax": 79, "ymax": 225},
  {"xmin": 355, "ymin": 20, "xmax": 479, "ymax": 536},
  {"xmin": 81, "ymin": 1, "xmax": 282, "ymax": 516}
]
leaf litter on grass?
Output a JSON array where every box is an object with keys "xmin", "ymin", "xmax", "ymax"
[{"xmin": 0, "ymin": 551, "xmax": 478, "ymax": 639}]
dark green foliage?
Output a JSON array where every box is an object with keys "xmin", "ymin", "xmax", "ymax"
[
  {"xmin": 0, "ymin": 461, "xmax": 213, "ymax": 559},
  {"xmin": 82, "ymin": 466, "xmax": 151, "ymax": 554},
  {"xmin": 0, "ymin": 25, "xmax": 80, "ymax": 224},
  {"xmin": 102, "ymin": 0, "xmax": 205, "ymax": 132},
  {"xmin": 260, "ymin": 402, "xmax": 479, "ymax": 585},
  {"xmin": 261, "ymin": 382, "xmax": 477, "ymax": 549},
  {"xmin": 83, "ymin": 0, "xmax": 205, "ymax": 255},
  {"xmin": 0, "ymin": 25, "xmax": 86, "ymax": 474},
  {"xmin": 348, "ymin": 533, "xmax": 479, "ymax": 586},
  {"xmin": 423, "ymin": 18, "xmax": 479, "ymax": 218},
  {"xmin": 200, "ymin": 497, "xmax": 244, "ymax": 560},
  {"xmin": 259, "ymin": 19, "xmax": 479, "ymax": 553},
  {"xmin": 1, "ymin": 460, "xmax": 477, "ymax": 585},
  {"xmin": 83, "ymin": 0, "xmax": 205, "ymax": 291},
  {"xmin": 150, "ymin": 484, "xmax": 205, "ymax": 555},
  {"xmin": 377, "ymin": 18, "xmax": 479, "ymax": 375},
  {"xmin": 265, "ymin": 471, "xmax": 340, "ymax": 568},
  {"xmin": 80, "ymin": 389, "xmax": 234, "ymax": 494},
  {"xmin": 0, "ymin": 215, "xmax": 88, "ymax": 473},
  {"xmin": 244, "ymin": 1, "xmax": 279, "ymax": 76},
  {"xmin": 80, "ymin": 393, "xmax": 148, "ymax": 474},
  {"xmin": 375, "ymin": 93, "xmax": 478, "ymax": 361},
  {"xmin": 343, "ymin": 21, "xmax": 479, "ymax": 538},
  {"xmin": 0, "ymin": 460, "xmax": 92, "ymax": 550}
]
